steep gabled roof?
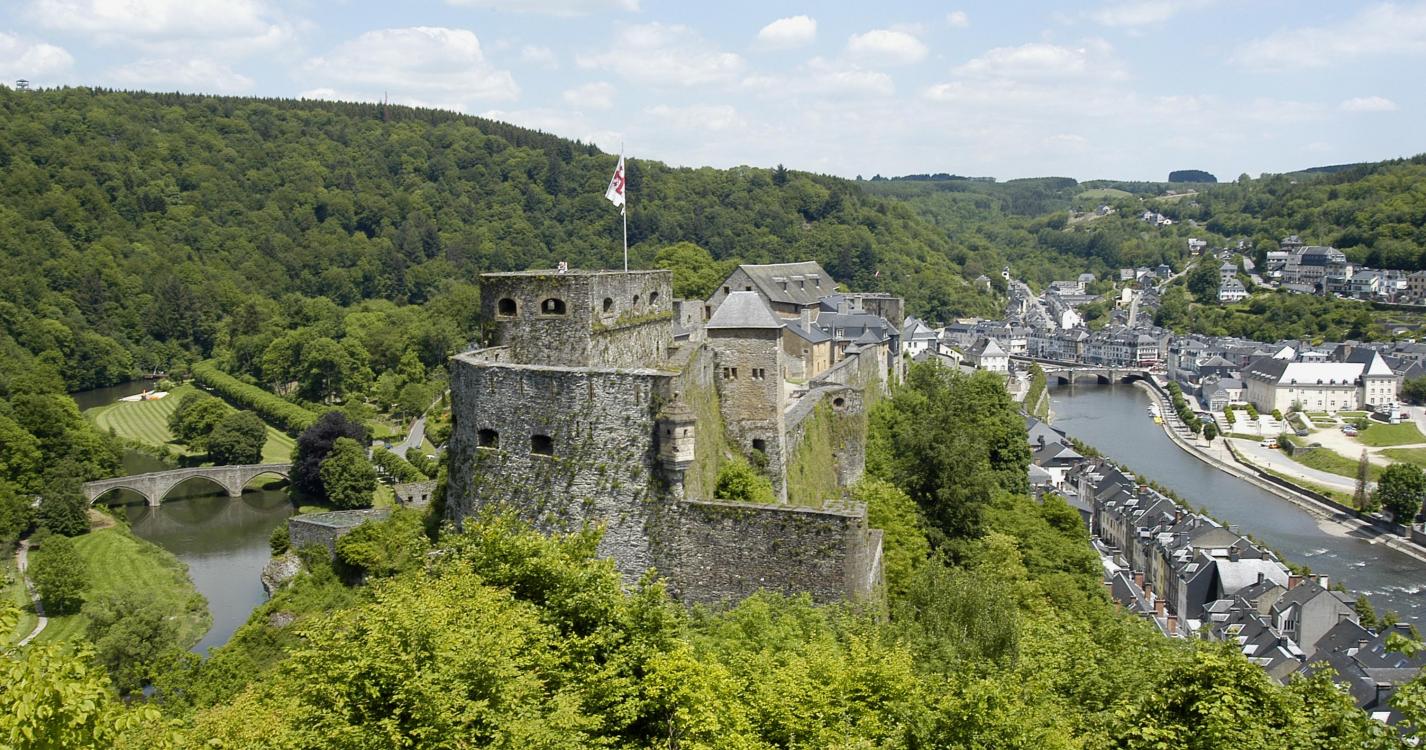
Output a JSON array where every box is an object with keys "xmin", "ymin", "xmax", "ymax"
[
  {"xmin": 706, "ymin": 291, "xmax": 784, "ymax": 330},
  {"xmin": 727, "ymin": 262, "xmax": 831, "ymax": 306}
]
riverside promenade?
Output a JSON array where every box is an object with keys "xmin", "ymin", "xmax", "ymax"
[{"xmin": 1133, "ymin": 378, "xmax": 1426, "ymax": 566}]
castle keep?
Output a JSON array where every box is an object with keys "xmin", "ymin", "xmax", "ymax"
[{"xmin": 446, "ymin": 266, "xmax": 889, "ymax": 604}]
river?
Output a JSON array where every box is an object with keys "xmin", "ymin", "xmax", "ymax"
[
  {"xmin": 74, "ymin": 381, "xmax": 292, "ymax": 654},
  {"xmin": 1051, "ymin": 384, "xmax": 1426, "ymax": 628}
]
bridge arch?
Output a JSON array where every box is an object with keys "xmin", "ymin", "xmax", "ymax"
[{"xmin": 83, "ymin": 463, "xmax": 291, "ymax": 508}]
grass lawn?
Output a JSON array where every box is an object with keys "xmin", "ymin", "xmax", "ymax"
[
  {"xmin": 31, "ymin": 519, "xmax": 209, "ymax": 648},
  {"xmin": 1281, "ymin": 446, "xmax": 1382, "ymax": 481},
  {"xmin": 87, "ymin": 383, "xmax": 293, "ymax": 465},
  {"xmin": 1382, "ymin": 447, "xmax": 1426, "ymax": 469},
  {"xmin": 2, "ymin": 557, "xmax": 37, "ymax": 645},
  {"xmin": 1260, "ymin": 466, "xmax": 1358, "ymax": 509},
  {"xmin": 1356, "ymin": 422, "xmax": 1426, "ymax": 447}
]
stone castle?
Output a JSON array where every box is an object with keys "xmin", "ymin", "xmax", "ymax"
[{"xmin": 445, "ymin": 264, "xmax": 896, "ymax": 604}]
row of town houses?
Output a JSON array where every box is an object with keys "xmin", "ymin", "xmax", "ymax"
[{"xmin": 1026, "ymin": 416, "xmax": 1425, "ymax": 722}]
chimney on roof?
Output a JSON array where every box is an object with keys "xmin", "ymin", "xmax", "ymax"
[
  {"xmin": 837, "ymin": 298, "xmax": 849, "ymax": 315},
  {"xmin": 1167, "ymin": 614, "xmax": 1179, "ymax": 636},
  {"xmin": 1133, "ymin": 571, "xmax": 1144, "ymax": 589},
  {"xmin": 1257, "ymin": 572, "xmax": 1265, "ymax": 585},
  {"xmin": 1288, "ymin": 574, "xmax": 1303, "ymax": 590},
  {"xmin": 1155, "ymin": 597, "xmax": 1166, "ymax": 617},
  {"xmin": 1358, "ymin": 639, "xmax": 1370, "ymax": 652},
  {"xmin": 800, "ymin": 307, "xmax": 813, "ymax": 332},
  {"xmin": 1174, "ymin": 508, "xmax": 1184, "ymax": 523},
  {"xmin": 1228, "ymin": 545, "xmax": 1241, "ymax": 562},
  {"xmin": 1318, "ymin": 575, "xmax": 1329, "ymax": 589},
  {"xmin": 1037, "ymin": 434, "xmax": 1046, "ymax": 448}
]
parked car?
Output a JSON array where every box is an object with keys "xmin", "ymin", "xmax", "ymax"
[{"xmin": 1295, "ymin": 428, "xmax": 1309, "ymax": 437}]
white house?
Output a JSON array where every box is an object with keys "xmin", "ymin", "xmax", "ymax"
[{"xmin": 966, "ymin": 336, "xmax": 1010, "ymax": 374}]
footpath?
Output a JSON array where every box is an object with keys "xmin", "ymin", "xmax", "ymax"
[
  {"xmin": 1134, "ymin": 379, "xmax": 1426, "ymax": 566},
  {"xmin": 14, "ymin": 539, "xmax": 48, "ymax": 646}
]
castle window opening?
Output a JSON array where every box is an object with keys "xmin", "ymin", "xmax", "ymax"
[
  {"xmin": 477, "ymin": 429, "xmax": 499, "ymax": 448},
  {"xmin": 531, "ymin": 434, "xmax": 554, "ymax": 455},
  {"xmin": 752, "ymin": 439, "xmax": 767, "ymax": 452},
  {"xmin": 497, "ymin": 298, "xmax": 517, "ymax": 317},
  {"xmin": 752, "ymin": 368, "xmax": 766, "ymax": 380},
  {"xmin": 603, "ymin": 297, "xmax": 614, "ymax": 313},
  {"xmin": 722, "ymin": 367, "xmax": 738, "ymax": 380},
  {"xmin": 833, "ymin": 397, "xmax": 846, "ymax": 408},
  {"xmin": 723, "ymin": 286, "xmax": 730, "ymax": 295},
  {"xmin": 540, "ymin": 298, "xmax": 567, "ymax": 316},
  {"xmin": 649, "ymin": 291, "xmax": 659, "ymax": 305},
  {"xmin": 633, "ymin": 294, "xmax": 641, "ymax": 307}
]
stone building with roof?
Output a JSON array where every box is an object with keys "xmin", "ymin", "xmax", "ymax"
[
  {"xmin": 446, "ymin": 268, "xmax": 891, "ymax": 606},
  {"xmin": 1242, "ymin": 356, "xmax": 1397, "ymax": 412}
]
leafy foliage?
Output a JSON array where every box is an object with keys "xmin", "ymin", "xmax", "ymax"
[
  {"xmin": 290, "ymin": 411, "xmax": 369, "ymax": 500},
  {"xmin": 713, "ymin": 457, "xmax": 776, "ymax": 504},
  {"xmin": 191, "ymin": 360, "xmax": 317, "ymax": 436},
  {"xmin": 1374, "ymin": 463, "xmax": 1426, "ymax": 522},
  {"xmin": 31, "ymin": 534, "xmax": 88, "ymax": 615},
  {"xmin": 319, "ymin": 437, "xmax": 377, "ymax": 509},
  {"xmin": 205, "ymin": 411, "xmax": 268, "ymax": 465},
  {"xmin": 82, "ymin": 589, "xmax": 188, "ymax": 697}
]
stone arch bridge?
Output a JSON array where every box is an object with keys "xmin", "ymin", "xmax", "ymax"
[
  {"xmin": 83, "ymin": 463, "xmax": 290, "ymax": 507},
  {"xmin": 1014, "ymin": 356, "xmax": 1154, "ymax": 386}
]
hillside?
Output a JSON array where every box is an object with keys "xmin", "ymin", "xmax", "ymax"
[
  {"xmin": 0, "ymin": 87, "xmax": 996, "ymax": 398},
  {"xmin": 866, "ymin": 155, "xmax": 1426, "ymax": 291}
]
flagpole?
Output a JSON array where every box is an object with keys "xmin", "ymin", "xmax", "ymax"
[{"xmin": 621, "ymin": 144, "xmax": 628, "ymax": 272}]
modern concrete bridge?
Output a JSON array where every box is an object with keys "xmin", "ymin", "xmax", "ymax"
[{"xmin": 83, "ymin": 463, "xmax": 290, "ymax": 506}]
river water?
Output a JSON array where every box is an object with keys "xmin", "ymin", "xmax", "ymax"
[
  {"xmin": 1051, "ymin": 384, "xmax": 1426, "ymax": 628},
  {"xmin": 74, "ymin": 381, "xmax": 292, "ymax": 654}
]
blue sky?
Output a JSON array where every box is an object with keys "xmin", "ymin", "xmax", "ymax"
[{"xmin": 1, "ymin": 0, "xmax": 1422, "ymax": 181}]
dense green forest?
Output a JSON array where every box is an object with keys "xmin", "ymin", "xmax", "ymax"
[
  {"xmin": 6, "ymin": 363, "xmax": 1413, "ymax": 748},
  {"xmin": 0, "ymin": 87, "xmax": 997, "ymax": 401}
]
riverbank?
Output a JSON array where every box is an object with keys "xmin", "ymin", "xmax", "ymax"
[
  {"xmin": 25, "ymin": 512, "xmax": 211, "ymax": 648},
  {"xmin": 1133, "ymin": 379, "xmax": 1426, "ymax": 566}
]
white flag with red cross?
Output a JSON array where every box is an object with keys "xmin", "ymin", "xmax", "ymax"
[{"xmin": 605, "ymin": 154, "xmax": 626, "ymax": 212}]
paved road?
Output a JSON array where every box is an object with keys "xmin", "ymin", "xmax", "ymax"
[
  {"xmin": 392, "ymin": 414, "xmax": 426, "ymax": 459},
  {"xmin": 15, "ymin": 539, "xmax": 47, "ymax": 646},
  {"xmin": 1229, "ymin": 438, "xmax": 1357, "ymax": 494}
]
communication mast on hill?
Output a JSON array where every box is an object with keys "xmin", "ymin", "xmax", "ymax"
[
  {"xmin": 382, "ymin": 90, "xmax": 389, "ymax": 123},
  {"xmin": 15, "ymin": 79, "xmax": 30, "ymax": 91}
]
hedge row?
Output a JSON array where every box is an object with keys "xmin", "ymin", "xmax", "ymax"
[
  {"xmin": 372, "ymin": 446, "xmax": 427, "ymax": 483},
  {"xmin": 191, "ymin": 360, "xmax": 318, "ymax": 437}
]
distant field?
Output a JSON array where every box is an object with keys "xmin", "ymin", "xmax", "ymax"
[
  {"xmin": 87, "ymin": 383, "xmax": 294, "ymax": 466},
  {"xmin": 1282, "ymin": 446, "xmax": 1382, "ymax": 481},
  {"xmin": 31, "ymin": 521, "xmax": 209, "ymax": 647},
  {"xmin": 1356, "ymin": 422, "xmax": 1426, "ymax": 447},
  {"xmin": 1077, "ymin": 188, "xmax": 1133, "ymax": 200}
]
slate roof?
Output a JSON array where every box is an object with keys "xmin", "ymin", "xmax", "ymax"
[
  {"xmin": 730, "ymin": 262, "xmax": 831, "ymax": 306},
  {"xmin": 784, "ymin": 320, "xmax": 831, "ymax": 344},
  {"xmin": 705, "ymin": 291, "xmax": 785, "ymax": 330}
]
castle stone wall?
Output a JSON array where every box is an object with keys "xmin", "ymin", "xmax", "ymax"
[
  {"xmin": 447, "ymin": 353, "xmax": 671, "ymax": 580},
  {"xmin": 707, "ymin": 328, "xmax": 787, "ymax": 499},
  {"xmin": 483, "ymin": 270, "xmax": 672, "ymax": 369},
  {"xmin": 651, "ymin": 499, "xmax": 883, "ymax": 605}
]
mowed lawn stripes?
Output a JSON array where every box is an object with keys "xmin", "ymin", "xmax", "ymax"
[
  {"xmin": 32, "ymin": 524, "xmax": 210, "ymax": 647},
  {"xmin": 87, "ymin": 384, "xmax": 296, "ymax": 465}
]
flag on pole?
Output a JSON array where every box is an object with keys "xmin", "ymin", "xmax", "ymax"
[{"xmin": 605, "ymin": 154, "xmax": 626, "ymax": 213}]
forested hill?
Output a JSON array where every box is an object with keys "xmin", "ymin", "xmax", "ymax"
[
  {"xmin": 0, "ymin": 87, "xmax": 995, "ymax": 393},
  {"xmin": 865, "ymin": 155, "xmax": 1426, "ymax": 289}
]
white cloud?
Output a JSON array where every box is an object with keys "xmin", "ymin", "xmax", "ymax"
[
  {"xmin": 109, "ymin": 58, "xmax": 254, "ymax": 92},
  {"xmin": 757, "ymin": 15, "xmax": 817, "ymax": 49},
  {"xmin": 952, "ymin": 40, "xmax": 1126, "ymax": 80},
  {"xmin": 946, "ymin": 11, "xmax": 970, "ymax": 28},
  {"xmin": 578, "ymin": 23, "xmax": 744, "ymax": 86},
  {"xmin": 0, "ymin": 32, "xmax": 73, "ymax": 80},
  {"xmin": 445, "ymin": 0, "xmax": 637, "ymax": 16},
  {"xmin": 1236, "ymin": 3, "xmax": 1426, "ymax": 71},
  {"xmin": 645, "ymin": 104, "xmax": 744, "ymax": 132},
  {"xmin": 25, "ymin": 0, "xmax": 295, "ymax": 55},
  {"xmin": 743, "ymin": 57, "xmax": 894, "ymax": 98},
  {"xmin": 563, "ymin": 81, "xmax": 615, "ymax": 109},
  {"xmin": 1340, "ymin": 95, "xmax": 1399, "ymax": 113},
  {"xmin": 519, "ymin": 45, "xmax": 558, "ymax": 68},
  {"xmin": 304, "ymin": 27, "xmax": 519, "ymax": 110},
  {"xmin": 846, "ymin": 29, "xmax": 928, "ymax": 65},
  {"xmin": 1090, "ymin": 0, "xmax": 1214, "ymax": 27}
]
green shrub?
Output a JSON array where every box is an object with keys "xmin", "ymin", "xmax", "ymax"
[
  {"xmin": 269, "ymin": 520, "xmax": 290, "ymax": 555},
  {"xmin": 714, "ymin": 458, "xmax": 776, "ymax": 504},
  {"xmin": 191, "ymin": 360, "xmax": 318, "ymax": 436},
  {"xmin": 371, "ymin": 447, "xmax": 426, "ymax": 482}
]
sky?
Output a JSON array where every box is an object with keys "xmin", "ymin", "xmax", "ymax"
[{"xmin": 1, "ymin": 0, "xmax": 1423, "ymax": 181}]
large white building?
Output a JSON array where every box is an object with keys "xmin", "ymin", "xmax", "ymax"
[{"xmin": 1242, "ymin": 356, "xmax": 1397, "ymax": 413}]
